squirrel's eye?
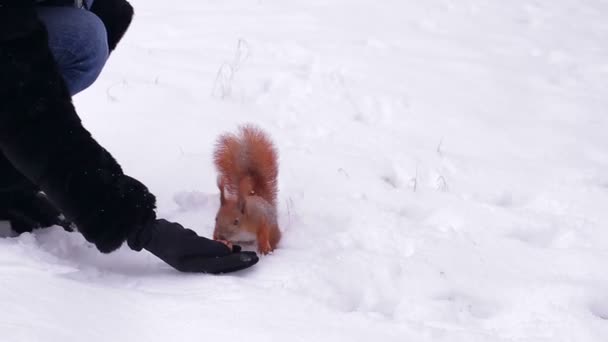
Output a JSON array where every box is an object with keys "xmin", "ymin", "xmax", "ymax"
[{"xmin": 233, "ymin": 219, "xmax": 239, "ymax": 225}]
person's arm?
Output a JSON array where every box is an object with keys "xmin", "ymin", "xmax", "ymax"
[{"xmin": 0, "ymin": 3, "xmax": 258, "ymax": 273}]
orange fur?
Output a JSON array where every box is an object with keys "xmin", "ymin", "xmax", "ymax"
[{"xmin": 213, "ymin": 124, "xmax": 280, "ymax": 254}]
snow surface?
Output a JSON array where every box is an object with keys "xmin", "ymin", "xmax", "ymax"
[{"xmin": 3, "ymin": 0, "xmax": 608, "ymax": 341}]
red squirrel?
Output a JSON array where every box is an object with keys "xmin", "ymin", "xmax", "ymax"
[{"xmin": 212, "ymin": 124, "xmax": 281, "ymax": 255}]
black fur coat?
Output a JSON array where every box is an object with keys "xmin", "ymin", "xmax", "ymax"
[{"xmin": 0, "ymin": 0, "xmax": 157, "ymax": 253}]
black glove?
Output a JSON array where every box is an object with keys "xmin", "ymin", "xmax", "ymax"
[{"xmin": 128, "ymin": 219, "xmax": 259, "ymax": 274}]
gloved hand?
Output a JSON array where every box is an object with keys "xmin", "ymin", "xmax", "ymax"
[{"xmin": 128, "ymin": 219, "xmax": 259, "ymax": 274}]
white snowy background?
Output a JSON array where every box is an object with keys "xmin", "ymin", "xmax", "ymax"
[{"xmin": 2, "ymin": 0, "xmax": 608, "ymax": 341}]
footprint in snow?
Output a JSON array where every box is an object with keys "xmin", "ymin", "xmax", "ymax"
[
  {"xmin": 173, "ymin": 191, "xmax": 216, "ymax": 212},
  {"xmin": 590, "ymin": 300, "xmax": 608, "ymax": 320}
]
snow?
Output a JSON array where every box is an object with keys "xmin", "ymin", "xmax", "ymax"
[{"xmin": 2, "ymin": 0, "xmax": 608, "ymax": 341}]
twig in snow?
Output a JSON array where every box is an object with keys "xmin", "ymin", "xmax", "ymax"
[
  {"xmin": 106, "ymin": 80, "xmax": 128, "ymax": 102},
  {"xmin": 409, "ymin": 166, "xmax": 418, "ymax": 192},
  {"xmin": 211, "ymin": 38, "xmax": 251, "ymax": 99},
  {"xmin": 436, "ymin": 174, "xmax": 449, "ymax": 192},
  {"xmin": 382, "ymin": 175, "xmax": 399, "ymax": 189},
  {"xmin": 211, "ymin": 62, "xmax": 235, "ymax": 99},
  {"xmin": 338, "ymin": 168, "xmax": 350, "ymax": 179},
  {"xmin": 232, "ymin": 38, "xmax": 251, "ymax": 72},
  {"xmin": 285, "ymin": 197, "xmax": 295, "ymax": 230}
]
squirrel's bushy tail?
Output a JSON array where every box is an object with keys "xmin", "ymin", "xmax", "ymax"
[{"xmin": 213, "ymin": 124, "xmax": 278, "ymax": 206}]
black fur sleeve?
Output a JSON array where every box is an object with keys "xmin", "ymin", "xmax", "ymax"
[
  {"xmin": 0, "ymin": 14, "xmax": 156, "ymax": 253},
  {"xmin": 0, "ymin": 2, "xmax": 38, "ymax": 41},
  {"xmin": 90, "ymin": 0, "xmax": 134, "ymax": 52}
]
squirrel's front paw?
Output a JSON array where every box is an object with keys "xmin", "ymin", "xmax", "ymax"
[{"xmin": 257, "ymin": 241, "xmax": 273, "ymax": 255}]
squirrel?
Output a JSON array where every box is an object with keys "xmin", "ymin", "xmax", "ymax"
[{"xmin": 212, "ymin": 124, "xmax": 281, "ymax": 255}]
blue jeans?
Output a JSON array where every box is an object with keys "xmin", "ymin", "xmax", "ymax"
[{"xmin": 36, "ymin": 4, "xmax": 109, "ymax": 96}]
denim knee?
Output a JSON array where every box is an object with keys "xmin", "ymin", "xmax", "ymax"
[
  {"xmin": 37, "ymin": 7, "xmax": 109, "ymax": 96},
  {"xmin": 70, "ymin": 10, "xmax": 109, "ymax": 95}
]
